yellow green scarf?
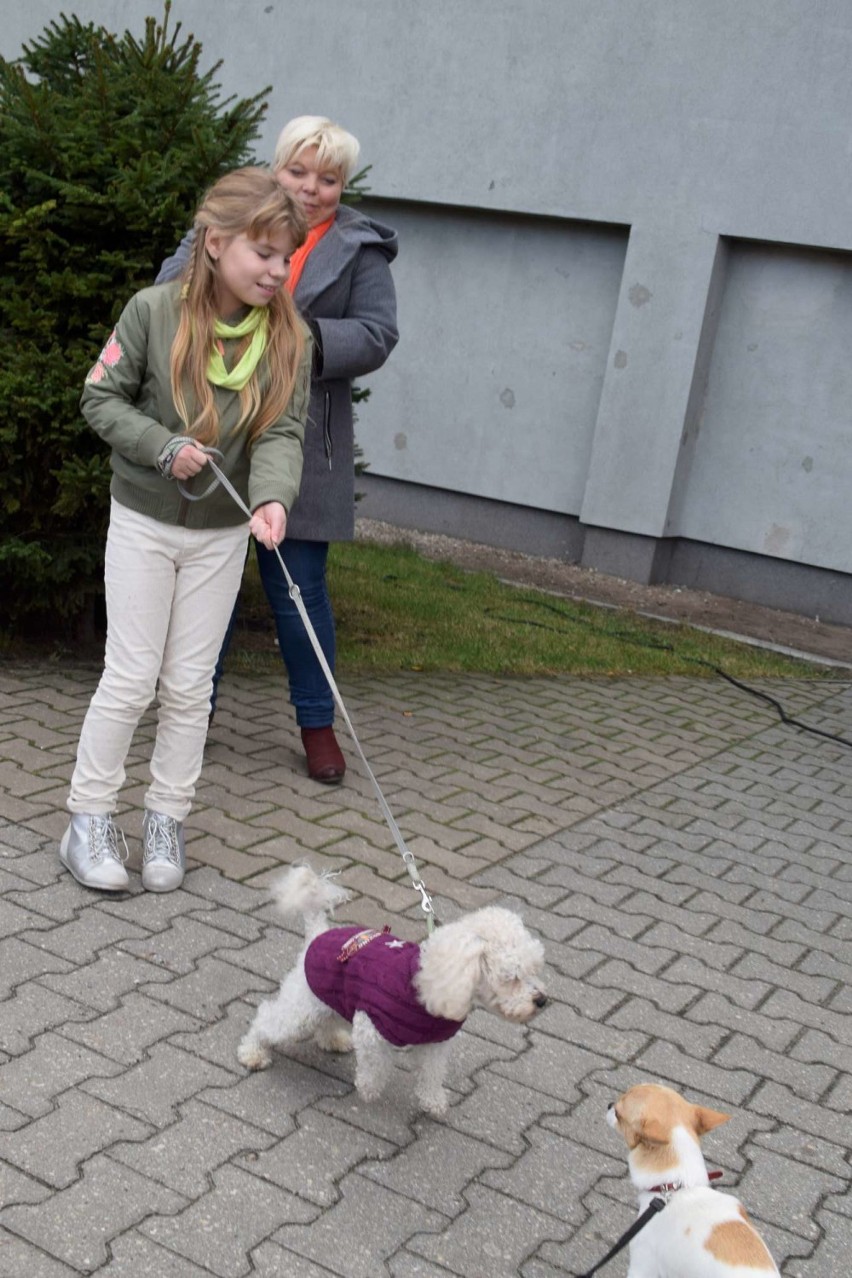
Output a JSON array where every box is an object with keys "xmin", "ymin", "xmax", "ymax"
[{"xmin": 208, "ymin": 308, "xmax": 268, "ymax": 390}]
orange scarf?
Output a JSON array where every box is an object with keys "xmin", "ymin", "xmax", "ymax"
[{"xmin": 287, "ymin": 216, "xmax": 335, "ymax": 294}]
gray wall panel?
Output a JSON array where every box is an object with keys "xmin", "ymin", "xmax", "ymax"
[
  {"xmin": 357, "ymin": 201, "xmax": 627, "ymax": 514},
  {"xmin": 669, "ymin": 241, "xmax": 852, "ymax": 574}
]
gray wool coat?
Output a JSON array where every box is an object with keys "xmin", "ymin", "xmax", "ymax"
[{"xmin": 155, "ymin": 204, "xmax": 399, "ymax": 540}]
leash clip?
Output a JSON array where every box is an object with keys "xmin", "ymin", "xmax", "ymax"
[
  {"xmin": 412, "ymin": 878, "xmax": 435, "ymax": 917},
  {"xmin": 399, "ymin": 847, "xmax": 438, "ymax": 933}
]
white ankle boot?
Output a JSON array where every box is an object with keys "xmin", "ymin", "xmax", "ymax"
[
  {"xmin": 59, "ymin": 814, "xmax": 129, "ymax": 891},
  {"xmin": 141, "ymin": 810, "xmax": 185, "ymax": 892}
]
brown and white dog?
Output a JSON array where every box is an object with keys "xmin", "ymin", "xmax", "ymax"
[{"xmin": 607, "ymin": 1083, "xmax": 779, "ymax": 1277}]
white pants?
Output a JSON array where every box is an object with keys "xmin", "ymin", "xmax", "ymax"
[{"xmin": 68, "ymin": 500, "xmax": 249, "ymax": 821}]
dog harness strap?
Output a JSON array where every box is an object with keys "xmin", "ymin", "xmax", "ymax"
[{"xmin": 575, "ymin": 1196, "xmax": 666, "ymax": 1278}]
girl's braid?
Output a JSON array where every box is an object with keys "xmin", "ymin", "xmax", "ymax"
[{"xmin": 181, "ymin": 245, "xmax": 196, "ymax": 298}]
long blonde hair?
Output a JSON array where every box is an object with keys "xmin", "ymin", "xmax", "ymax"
[{"xmin": 170, "ymin": 167, "xmax": 308, "ymax": 449}]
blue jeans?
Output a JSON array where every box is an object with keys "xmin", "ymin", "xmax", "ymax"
[{"xmin": 211, "ymin": 539, "xmax": 336, "ymax": 728}]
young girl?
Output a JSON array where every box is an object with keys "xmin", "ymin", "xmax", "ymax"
[{"xmin": 61, "ymin": 167, "xmax": 311, "ymax": 894}]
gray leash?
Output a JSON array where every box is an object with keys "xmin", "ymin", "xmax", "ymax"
[{"xmin": 178, "ymin": 449, "xmax": 438, "ymax": 932}]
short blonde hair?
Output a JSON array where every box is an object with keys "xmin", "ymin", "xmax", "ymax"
[{"xmin": 272, "ymin": 115, "xmax": 360, "ymax": 180}]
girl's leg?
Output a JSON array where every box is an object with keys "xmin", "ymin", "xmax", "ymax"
[
  {"xmin": 63, "ymin": 502, "xmax": 183, "ymax": 891},
  {"xmin": 209, "ymin": 541, "xmax": 250, "ymax": 720},
  {"xmin": 255, "ymin": 538, "xmax": 345, "ymax": 783},
  {"xmin": 68, "ymin": 502, "xmax": 180, "ymax": 815},
  {"xmin": 149, "ymin": 520, "xmax": 249, "ymax": 821},
  {"xmin": 208, "ymin": 597, "xmax": 237, "ymax": 722},
  {"xmin": 255, "ymin": 538, "xmax": 336, "ymax": 727}
]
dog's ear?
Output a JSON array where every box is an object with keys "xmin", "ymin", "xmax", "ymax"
[
  {"xmin": 692, "ymin": 1105, "xmax": 731, "ymax": 1135},
  {"xmin": 637, "ymin": 1114, "xmax": 672, "ymax": 1146},
  {"xmin": 417, "ymin": 925, "xmax": 485, "ymax": 1021}
]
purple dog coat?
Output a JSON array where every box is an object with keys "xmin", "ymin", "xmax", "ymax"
[{"xmin": 304, "ymin": 926, "xmax": 464, "ymax": 1048}]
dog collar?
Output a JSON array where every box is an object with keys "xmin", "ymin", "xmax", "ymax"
[{"xmin": 649, "ymin": 1170, "xmax": 723, "ymax": 1194}]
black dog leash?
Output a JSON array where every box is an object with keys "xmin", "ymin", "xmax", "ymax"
[
  {"xmin": 575, "ymin": 1196, "xmax": 666, "ymax": 1277},
  {"xmin": 576, "ymin": 1169, "xmax": 724, "ymax": 1277}
]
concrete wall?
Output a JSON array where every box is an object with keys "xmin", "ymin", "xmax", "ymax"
[
  {"xmin": 6, "ymin": 0, "xmax": 852, "ymax": 621},
  {"xmin": 358, "ymin": 203, "xmax": 627, "ymax": 514}
]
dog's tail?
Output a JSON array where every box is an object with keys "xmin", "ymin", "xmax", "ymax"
[{"xmin": 270, "ymin": 865, "xmax": 351, "ymax": 940}]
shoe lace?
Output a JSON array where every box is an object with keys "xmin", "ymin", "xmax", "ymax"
[
  {"xmin": 88, "ymin": 816, "xmax": 128, "ymax": 865},
  {"xmin": 144, "ymin": 812, "xmax": 181, "ymax": 866}
]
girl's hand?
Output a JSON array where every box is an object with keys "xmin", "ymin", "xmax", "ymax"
[
  {"xmin": 170, "ymin": 442, "xmax": 210, "ymax": 481},
  {"xmin": 250, "ymin": 502, "xmax": 287, "ymax": 550}
]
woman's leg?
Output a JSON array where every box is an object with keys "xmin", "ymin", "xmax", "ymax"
[
  {"xmin": 256, "ymin": 538, "xmax": 336, "ymax": 727},
  {"xmin": 255, "ymin": 538, "xmax": 345, "ymax": 782}
]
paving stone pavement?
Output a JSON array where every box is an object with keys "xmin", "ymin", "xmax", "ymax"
[{"xmin": 0, "ymin": 661, "xmax": 850, "ymax": 1277}]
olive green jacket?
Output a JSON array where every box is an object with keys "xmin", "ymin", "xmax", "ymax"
[{"xmin": 80, "ymin": 282, "xmax": 311, "ymax": 528}]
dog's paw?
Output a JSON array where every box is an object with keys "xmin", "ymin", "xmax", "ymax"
[
  {"xmin": 237, "ymin": 1038, "xmax": 272, "ymax": 1071},
  {"xmin": 355, "ymin": 1079, "xmax": 385, "ymax": 1103},
  {"xmin": 316, "ymin": 1027, "xmax": 353, "ymax": 1054},
  {"xmin": 419, "ymin": 1088, "xmax": 450, "ymax": 1116}
]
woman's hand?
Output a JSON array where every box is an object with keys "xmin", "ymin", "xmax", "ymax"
[
  {"xmin": 250, "ymin": 502, "xmax": 287, "ymax": 550},
  {"xmin": 170, "ymin": 442, "xmax": 210, "ymax": 481}
]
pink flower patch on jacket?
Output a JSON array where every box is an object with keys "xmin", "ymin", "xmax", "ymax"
[
  {"xmin": 100, "ymin": 332, "xmax": 123, "ymax": 366},
  {"xmin": 85, "ymin": 330, "xmax": 124, "ymax": 384}
]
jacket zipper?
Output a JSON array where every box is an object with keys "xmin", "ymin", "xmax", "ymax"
[{"xmin": 323, "ymin": 390, "xmax": 332, "ymax": 470}]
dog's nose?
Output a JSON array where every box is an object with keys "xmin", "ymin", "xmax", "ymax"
[{"xmin": 533, "ymin": 992, "xmax": 547, "ymax": 1008}]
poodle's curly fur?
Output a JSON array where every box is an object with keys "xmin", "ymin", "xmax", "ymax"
[{"xmin": 237, "ymin": 865, "xmax": 547, "ymax": 1114}]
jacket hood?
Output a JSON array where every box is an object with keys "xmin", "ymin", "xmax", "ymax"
[{"xmin": 333, "ymin": 202, "xmax": 398, "ymax": 262}]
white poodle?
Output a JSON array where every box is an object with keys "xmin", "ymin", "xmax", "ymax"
[{"xmin": 237, "ymin": 865, "xmax": 547, "ymax": 1114}]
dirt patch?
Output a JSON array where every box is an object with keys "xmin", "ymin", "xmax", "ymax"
[{"xmin": 356, "ymin": 518, "xmax": 852, "ymax": 670}]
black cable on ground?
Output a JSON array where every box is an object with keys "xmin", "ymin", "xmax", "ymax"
[{"xmin": 484, "ymin": 597, "xmax": 852, "ymax": 752}]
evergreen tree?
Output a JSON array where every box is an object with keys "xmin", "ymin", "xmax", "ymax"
[{"xmin": 0, "ymin": 5, "xmax": 269, "ymax": 633}]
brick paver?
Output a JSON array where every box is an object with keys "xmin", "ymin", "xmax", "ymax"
[{"xmin": 0, "ymin": 663, "xmax": 850, "ymax": 1275}]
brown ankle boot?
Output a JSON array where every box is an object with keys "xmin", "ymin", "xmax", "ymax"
[{"xmin": 301, "ymin": 726, "xmax": 346, "ymax": 783}]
